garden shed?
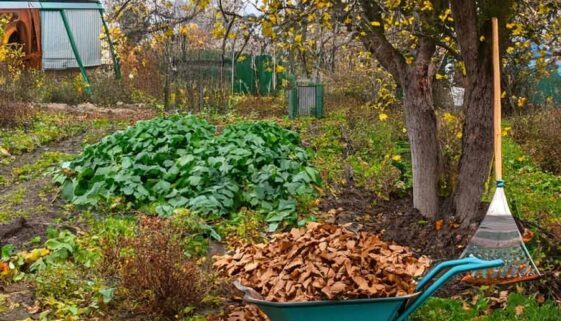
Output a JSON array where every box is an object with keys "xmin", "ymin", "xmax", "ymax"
[{"xmin": 0, "ymin": 0, "xmax": 120, "ymax": 92}]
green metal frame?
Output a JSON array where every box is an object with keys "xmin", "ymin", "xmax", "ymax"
[
  {"xmin": 59, "ymin": 9, "xmax": 92, "ymax": 95},
  {"xmin": 35, "ymin": 0, "xmax": 122, "ymax": 94},
  {"xmin": 288, "ymin": 86, "xmax": 298, "ymax": 119}
]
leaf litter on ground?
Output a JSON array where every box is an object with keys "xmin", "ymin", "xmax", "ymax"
[{"xmin": 214, "ymin": 222, "xmax": 431, "ymax": 303}]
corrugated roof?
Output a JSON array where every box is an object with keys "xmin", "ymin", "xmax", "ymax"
[{"xmin": 0, "ymin": 0, "xmax": 103, "ymax": 9}]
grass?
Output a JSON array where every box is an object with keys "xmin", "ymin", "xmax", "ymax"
[
  {"xmin": 11, "ymin": 151, "xmax": 74, "ymax": 182},
  {"xmin": 0, "ymin": 186, "xmax": 29, "ymax": 222},
  {"xmin": 0, "ymin": 112, "xmax": 85, "ymax": 158},
  {"xmin": 502, "ymin": 137, "xmax": 561, "ymax": 224},
  {"xmin": 413, "ymin": 293, "xmax": 560, "ymax": 321}
]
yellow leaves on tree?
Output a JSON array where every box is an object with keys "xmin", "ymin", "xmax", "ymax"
[{"xmin": 211, "ymin": 21, "xmax": 226, "ymax": 39}]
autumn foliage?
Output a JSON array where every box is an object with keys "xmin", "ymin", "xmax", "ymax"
[
  {"xmin": 108, "ymin": 217, "xmax": 208, "ymax": 318},
  {"xmin": 214, "ymin": 223, "xmax": 430, "ymax": 302}
]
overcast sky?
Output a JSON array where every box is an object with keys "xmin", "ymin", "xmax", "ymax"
[{"xmin": 240, "ymin": 0, "xmax": 261, "ymax": 16}]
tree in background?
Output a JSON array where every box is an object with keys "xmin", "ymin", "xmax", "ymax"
[
  {"xmin": 102, "ymin": 0, "xmax": 561, "ymax": 223},
  {"xmin": 226, "ymin": 0, "xmax": 560, "ymax": 224}
]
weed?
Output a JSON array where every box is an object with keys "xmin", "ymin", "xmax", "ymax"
[{"xmin": 33, "ymin": 261, "xmax": 113, "ymax": 320}]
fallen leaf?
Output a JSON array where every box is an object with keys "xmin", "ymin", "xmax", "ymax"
[
  {"xmin": 214, "ymin": 223, "xmax": 431, "ymax": 302},
  {"xmin": 522, "ymin": 228, "xmax": 534, "ymax": 243},
  {"xmin": 514, "ymin": 305, "xmax": 524, "ymax": 316},
  {"xmin": 435, "ymin": 219, "xmax": 444, "ymax": 231}
]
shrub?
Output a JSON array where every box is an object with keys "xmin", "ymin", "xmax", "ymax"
[
  {"xmin": 107, "ymin": 216, "xmax": 208, "ymax": 318},
  {"xmin": 55, "ymin": 115, "xmax": 321, "ymax": 230},
  {"xmin": 232, "ymin": 95, "xmax": 286, "ymax": 118},
  {"xmin": 0, "ymin": 100, "xmax": 35, "ymax": 128},
  {"xmin": 88, "ymin": 71, "xmax": 134, "ymax": 106},
  {"xmin": 511, "ymin": 109, "xmax": 561, "ymax": 175},
  {"xmin": 436, "ymin": 111, "xmax": 464, "ymax": 196}
]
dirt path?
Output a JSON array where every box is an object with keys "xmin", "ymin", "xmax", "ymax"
[{"xmin": 0, "ymin": 126, "xmax": 115, "ymax": 249}]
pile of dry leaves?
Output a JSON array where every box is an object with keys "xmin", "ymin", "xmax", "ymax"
[{"xmin": 214, "ymin": 222, "xmax": 431, "ymax": 302}]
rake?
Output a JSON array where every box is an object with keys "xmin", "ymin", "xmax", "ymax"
[{"xmin": 460, "ymin": 17, "xmax": 541, "ymax": 285}]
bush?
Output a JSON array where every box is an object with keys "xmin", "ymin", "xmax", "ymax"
[
  {"xmin": 55, "ymin": 115, "xmax": 321, "ymax": 229},
  {"xmin": 232, "ymin": 95, "xmax": 286, "ymax": 118},
  {"xmin": 436, "ymin": 111, "xmax": 464, "ymax": 195},
  {"xmin": 88, "ymin": 71, "xmax": 134, "ymax": 106},
  {"xmin": 0, "ymin": 100, "xmax": 35, "ymax": 128},
  {"xmin": 511, "ymin": 109, "xmax": 561, "ymax": 174},
  {"xmin": 107, "ymin": 216, "xmax": 208, "ymax": 318}
]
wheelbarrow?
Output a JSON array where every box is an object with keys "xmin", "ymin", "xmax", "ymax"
[{"xmin": 234, "ymin": 256, "xmax": 503, "ymax": 321}]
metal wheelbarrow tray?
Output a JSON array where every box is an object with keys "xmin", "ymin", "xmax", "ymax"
[{"xmin": 235, "ymin": 256, "xmax": 503, "ymax": 321}]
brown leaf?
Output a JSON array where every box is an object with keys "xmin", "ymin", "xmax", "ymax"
[
  {"xmin": 514, "ymin": 305, "xmax": 525, "ymax": 316},
  {"xmin": 244, "ymin": 262, "xmax": 259, "ymax": 272},
  {"xmin": 213, "ymin": 223, "xmax": 431, "ymax": 302},
  {"xmin": 435, "ymin": 219, "xmax": 444, "ymax": 231}
]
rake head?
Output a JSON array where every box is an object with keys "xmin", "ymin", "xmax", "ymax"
[
  {"xmin": 461, "ymin": 245, "xmax": 541, "ymax": 285},
  {"xmin": 461, "ymin": 187, "xmax": 541, "ymax": 285}
]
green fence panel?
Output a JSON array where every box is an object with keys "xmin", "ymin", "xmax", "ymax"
[{"xmin": 234, "ymin": 54, "xmax": 255, "ymax": 95}]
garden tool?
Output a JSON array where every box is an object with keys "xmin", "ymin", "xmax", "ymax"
[{"xmin": 460, "ymin": 17, "xmax": 541, "ymax": 285}]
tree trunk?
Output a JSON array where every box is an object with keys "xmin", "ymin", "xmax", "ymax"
[
  {"xmin": 450, "ymin": 1, "xmax": 497, "ymax": 224},
  {"xmin": 453, "ymin": 57, "xmax": 494, "ymax": 224},
  {"xmin": 402, "ymin": 73, "xmax": 440, "ymax": 219}
]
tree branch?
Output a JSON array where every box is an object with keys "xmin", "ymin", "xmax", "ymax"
[{"xmin": 355, "ymin": 0, "xmax": 406, "ymax": 81}]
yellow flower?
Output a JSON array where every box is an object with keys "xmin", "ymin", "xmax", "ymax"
[
  {"xmin": 456, "ymin": 132, "xmax": 463, "ymax": 139},
  {"xmin": 371, "ymin": 21, "xmax": 381, "ymax": 27},
  {"xmin": 379, "ymin": 113, "xmax": 389, "ymax": 121},
  {"xmin": 275, "ymin": 65, "xmax": 286, "ymax": 73},
  {"xmin": 392, "ymin": 155, "xmax": 402, "ymax": 161},
  {"xmin": 479, "ymin": 35, "xmax": 485, "ymax": 42}
]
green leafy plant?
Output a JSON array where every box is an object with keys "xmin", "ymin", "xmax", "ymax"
[{"xmin": 55, "ymin": 115, "xmax": 321, "ymax": 229}]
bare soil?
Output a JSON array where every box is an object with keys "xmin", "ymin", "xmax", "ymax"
[{"xmin": 320, "ymin": 184, "xmax": 561, "ymax": 301}]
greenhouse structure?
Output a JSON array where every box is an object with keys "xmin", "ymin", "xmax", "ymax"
[{"xmin": 0, "ymin": 0, "xmax": 121, "ymax": 93}]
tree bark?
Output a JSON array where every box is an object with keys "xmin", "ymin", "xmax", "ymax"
[
  {"xmin": 403, "ymin": 87, "xmax": 440, "ymax": 218},
  {"xmin": 400, "ymin": 40, "xmax": 439, "ymax": 219},
  {"xmin": 356, "ymin": 0, "xmax": 440, "ymax": 218},
  {"xmin": 453, "ymin": 62, "xmax": 493, "ymax": 224},
  {"xmin": 451, "ymin": 1, "xmax": 495, "ymax": 224}
]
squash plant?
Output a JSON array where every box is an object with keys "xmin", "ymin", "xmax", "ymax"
[{"xmin": 54, "ymin": 115, "xmax": 321, "ymax": 229}]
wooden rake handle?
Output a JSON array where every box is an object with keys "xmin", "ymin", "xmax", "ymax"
[{"xmin": 492, "ymin": 17, "xmax": 503, "ymax": 181}]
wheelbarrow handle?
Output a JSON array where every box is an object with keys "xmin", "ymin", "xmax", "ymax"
[{"xmin": 396, "ymin": 256, "xmax": 503, "ymax": 321}]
